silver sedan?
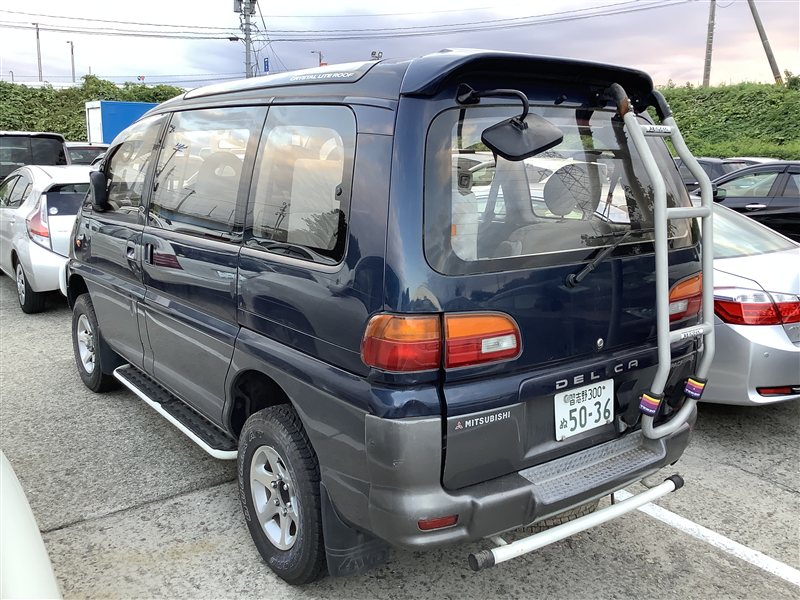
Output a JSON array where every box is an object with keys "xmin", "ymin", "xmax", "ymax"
[
  {"xmin": 0, "ymin": 165, "xmax": 90, "ymax": 313},
  {"xmin": 703, "ymin": 203, "xmax": 800, "ymax": 405}
]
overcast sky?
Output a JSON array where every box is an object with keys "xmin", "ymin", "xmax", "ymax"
[{"xmin": 0, "ymin": 0, "xmax": 797, "ymax": 88}]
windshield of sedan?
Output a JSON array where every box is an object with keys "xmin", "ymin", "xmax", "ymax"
[
  {"xmin": 424, "ymin": 105, "xmax": 694, "ymax": 275},
  {"xmin": 713, "ymin": 204, "xmax": 796, "ymax": 258}
]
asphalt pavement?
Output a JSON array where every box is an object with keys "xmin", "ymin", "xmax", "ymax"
[{"xmin": 0, "ymin": 275, "xmax": 798, "ymax": 599}]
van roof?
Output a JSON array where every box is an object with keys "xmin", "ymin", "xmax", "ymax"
[{"xmin": 152, "ymin": 48, "xmax": 654, "ymax": 113}]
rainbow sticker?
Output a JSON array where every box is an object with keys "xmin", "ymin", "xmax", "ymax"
[
  {"xmin": 639, "ymin": 392, "xmax": 662, "ymax": 416},
  {"xmin": 684, "ymin": 377, "xmax": 707, "ymax": 400}
]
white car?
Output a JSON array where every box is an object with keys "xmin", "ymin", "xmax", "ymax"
[{"xmin": 0, "ymin": 165, "xmax": 90, "ymax": 313}]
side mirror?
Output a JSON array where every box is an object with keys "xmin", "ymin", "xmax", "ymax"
[
  {"xmin": 712, "ymin": 184, "xmax": 727, "ymax": 201},
  {"xmin": 456, "ymin": 84, "xmax": 564, "ymax": 162},
  {"xmin": 89, "ymin": 170, "xmax": 109, "ymax": 210}
]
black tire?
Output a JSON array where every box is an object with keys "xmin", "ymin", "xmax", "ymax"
[
  {"xmin": 71, "ymin": 293, "xmax": 119, "ymax": 392},
  {"xmin": 238, "ymin": 405, "xmax": 326, "ymax": 585},
  {"xmin": 15, "ymin": 262, "xmax": 46, "ymax": 314}
]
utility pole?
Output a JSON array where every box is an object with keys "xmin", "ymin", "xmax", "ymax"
[
  {"xmin": 746, "ymin": 0, "xmax": 783, "ymax": 85},
  {"xmin": 311, "ymin": 50, "xmax": 324, "ymax": 66},
  {"xmin": 33, "ymin": 22, "xmax": 42, "ymax": 82},
  {"xmin": 66, "ymin": 40, "xmax": 75, "ymax": 83},
  {"xmin": 243, "ymin": 0, "xmax": 253, "ymax": 78},
  {"xmin": 702, "ymin": 0, "xmax": 716, "ymax": 86}
]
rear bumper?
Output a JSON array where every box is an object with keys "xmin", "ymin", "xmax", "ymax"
[
  {"xmin": 703, "ymin": 322, "xmax": 800, "ymax": 405},
  {"xmin": 18, "ymin": 240, "xmax": 68, "ymax": 293},
  {"xmin": 362, "ymin": 411, "xmax": 694, "ymax": 549}
]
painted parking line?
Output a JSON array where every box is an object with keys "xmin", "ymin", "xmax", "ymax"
[{"xmin": 616, "ymin": 490, "xmax": 800, "ymax": 588}]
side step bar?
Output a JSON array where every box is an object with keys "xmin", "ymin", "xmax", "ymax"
[
  {"xmin": 114, "ymin": 365, "xmax": 237, "ymax": 460},
  {"xmin": 468, "ymin": 475, "xmax": 684, "ymax": 571}
]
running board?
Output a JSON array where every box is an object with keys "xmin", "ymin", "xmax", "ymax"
[
  {"xmin": 113, "ymin": 365, "xmax": 237, "ymax": 460},
  {"xmin": 468, "ymin": 475, "xmax": 684, "ymax": 571}
]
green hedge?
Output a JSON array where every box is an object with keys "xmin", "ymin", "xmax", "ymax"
[
  {"xmin": 658, "ymin": 82, "xmax": 800, "ymax": 160},
  {"xmin": 1, "ymin": 76, "xmax": 798, "ymax": 159},
  {"xmin": 0, "ymin": 76, "xmax": 184, "ymax": 141}
]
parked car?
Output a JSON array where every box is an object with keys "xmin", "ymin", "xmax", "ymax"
[
  {"xmin": 705, "ymin": 161, "xmax": 799, "ymax": 241},
  {"xmin": 704, "ymin": 204, "xmax": 799, "ymax": 405},
  {"xmin": 0, "ymin": 131, "xmax": 69, "ymax": 179},
  {"xmin": 0, "ymin": 451, "xmax": 61, "ymax": 599},
  {"xmin": 66, "ymin": 142, "xmax": 110, "ymax": 165},
  {"xmin": 65, "ymin": 50, "xmax": 714, "ymax": 583},
  {"xmin": 0, "ymin": 165, "xmax": 91, "ymax": 313},
  {"xmin": 674, "ymin": 156, "xmax": 745, "ymax": 191},
  {"xmin": 725, "ymin": 156, "xmax": 777, "ymax": 165}
]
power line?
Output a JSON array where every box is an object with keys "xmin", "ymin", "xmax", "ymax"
[
  {"xmin": 0, "ymin": 8, "xmax": 236, "ymax": 30},
  {"xmin": 256, "ymin": 3, "xmax": 289, "ymax": 72},
  {"xmin": 0, "ymin": 22, "xmax": 236, "ymax": 39}
]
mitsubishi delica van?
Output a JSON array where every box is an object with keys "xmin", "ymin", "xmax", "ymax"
[{"xmin": 66, "ymin": 49, "xmax": 715, "ymax": 584}]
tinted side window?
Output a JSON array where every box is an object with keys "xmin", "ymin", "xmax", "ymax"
[
  {"xmin": 719, "ymin": 171, "xmax": 780, "ymax": 198},
  {"xmin": 246, "ymin": 105, "xmax": 356, "ymax": 263},
  {"xmin": 105, "ymin": 115, "xmax": 166, "ymax": 211},
  {"xmin": 149, "ymin": 107, "xmax": 266, "ymax": 240},
  {"xmin": 8, "ymin": 173, "xmax": 32, "ymax": 207},
  {"xmin": 0, "ymin": 177, "xmax": 18, "ymax": 206}
]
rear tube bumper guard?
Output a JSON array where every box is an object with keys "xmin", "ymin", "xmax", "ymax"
[
  {"xmin": 608, "ymin": 85, "xmax": 715, "ymax": 440},
  {"xmin": 469, "ymin": 475, "xmax": 685, "ymax": 571}
]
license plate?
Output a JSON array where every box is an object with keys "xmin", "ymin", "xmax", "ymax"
[{"xmin": 554, "ymin": 379, "xmax": 614, "ymax": 441}]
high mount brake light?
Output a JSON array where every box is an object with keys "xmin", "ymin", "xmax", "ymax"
[
  {"xmin": 26, "ymin": 195, "xmax": 51, "ymax": 249},
  {"xmin": 668, "ymin": 273, "xmax": 702, "ymax": 322},
  {"xmin": 714, "ymin": 287, "xmax": 800, "ymax": 326},
  {"xmin": 361, "ymin": 312, "xmax": 522, "ymax": 372}
]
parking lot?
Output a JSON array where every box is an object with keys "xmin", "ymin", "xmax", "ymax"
[{"xmin": 0, "ymin": 275, "xmax": 798, "ymax": 599}]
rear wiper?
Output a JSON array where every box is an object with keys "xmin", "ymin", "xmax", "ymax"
[{"xmin": 566, "ymin": 228, "xmax": 654, "ymax": 288}]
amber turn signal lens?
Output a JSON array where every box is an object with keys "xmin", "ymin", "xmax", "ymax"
[
  {"xmin": 669, "ymin": 273, "xmax": 702, "ymax": 322},
  {"xmin": 444, "ymin": 313, "xmax": 521, "ymax": 369}
]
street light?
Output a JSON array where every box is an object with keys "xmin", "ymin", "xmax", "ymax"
[
  {"xmin": 311, "ymin": 50, "xmax": 325, "ymax": 67},
  {"xmin": 66, "ymin": 40, "xmax": 75, "ymax": 83}
]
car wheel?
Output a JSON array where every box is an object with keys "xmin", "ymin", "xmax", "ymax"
[
  {"xmin": 15, "ymin": 262, "xmax": 46, "ymax": 314},
  {"xmin": 71, "ymin": 293, "xmax": 119, "ymax": 392},
  {"xmin": 238, "ymin": 405, "xmax": 326, "ymax": 585}
]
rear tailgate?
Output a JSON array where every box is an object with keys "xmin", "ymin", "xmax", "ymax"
[{"xmin": 45, "ymin": 190, "xmax": 85, "ymax": 256}]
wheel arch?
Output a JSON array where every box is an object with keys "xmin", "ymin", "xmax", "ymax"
[
  {"xmin": 67, "ymin": 273, "xmax": 88, "ymax": 309},
  {"xmin": 227, "ymin": 369, "xmax": 293, "ymax": 439}
]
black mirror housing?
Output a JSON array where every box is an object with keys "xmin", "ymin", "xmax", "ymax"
[
  {"xmin": 89, "ymin": 170, "xmax": 109, "ymax": 209},
  {"xmin": 711, "ymin": 183, "xmax": 727, "ymax": 201},
  {"xmin": 481, "ymin": 113, "xmax": 564, "ymax": 162}
]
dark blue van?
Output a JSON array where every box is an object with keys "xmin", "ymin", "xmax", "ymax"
[{"xmin": 66, "ymin": 49, "xmax": 715, "ymax": 583}]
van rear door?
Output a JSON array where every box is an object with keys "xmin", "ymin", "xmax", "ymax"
[{"xmin": 421, "ymin": 102, "xmax": 701, "ymax": 489}]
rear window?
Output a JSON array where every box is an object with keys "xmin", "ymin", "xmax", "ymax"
[
  {"xmin": 0, "ymin": 136, "xmax": 67, "ymax": 177},
  {"xmin": 68, "ymin": 147, "xmax": 105, "ymax": 165},
  {"xmin": 713, "ymin": 204, "xmax": 795, "ymax": 258},
  {"xmin": 46, "ymin": 183, "xmax": 90, "ymax": 215},
  {"xmin": 424, "ymin": 105, "xmax": 695, "ymax": 275}
]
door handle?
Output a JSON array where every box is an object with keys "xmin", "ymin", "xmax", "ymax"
[
  {"xmin": 126, "ymin": 241, "xmax": 136, "ymax": 260},
  {"xmin": 745, "ymin": 203, "xmax": 767, "ymax": 210}
]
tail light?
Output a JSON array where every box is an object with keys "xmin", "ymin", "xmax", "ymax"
[
  {"xmin": 444, "ymin": 313, "xmax": 521, "ymax": 368},
  {"xmin": 361, "ymin": 315, "xmax": 441, "ymax": 371},
  {"xmin": 361, "ymin": 312, "xmax": 522, "ymax": 372},
  {"xmin": 714, "ymin": 287, "xmax": 800, "ymax": 326},
  {"xmin": 669, "ymin": 273, "xmax": 702, "ymax": 322},
  {"xmin": 418, "ymin": 515, "xmax": 458, "ymax": 531},
  {"xmin": 757, "ymin": 386, "xmax": 799, "ymax": 396},
  {"xmin": 26, "ymin": 195, "xmax": 51, "ymax": 249}
]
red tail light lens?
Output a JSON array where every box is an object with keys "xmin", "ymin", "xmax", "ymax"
[
  {"xmin": 418, "ymin": 515, "xmax": 458, "ymax": 531},
  {"xmin": 444, "ymin": 313, "xmax": 521, "ymax": 368},
  {"xmin": 26, "ymin": 196, "xmax": 51, "ymax": 249},
  {"xmin": 757, "ymin": 386, "xmax": 797, "ymax": 396},
  {"xmin": 669, "ymin": 273, "xmax": 702, "ymax": 322},
  {"xmin": 714, "ymin": 287, "xmax": 800, "ymax": 326},
  {"xmin": 361, "ymin": 315, "xmax": 441, "ymax": 372}
]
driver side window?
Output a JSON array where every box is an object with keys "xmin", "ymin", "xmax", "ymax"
[
  {"xmin": 105, "ymin": 115, "xmax": 166, "ymax": 210},
  {"xmin": 719, "ymin": 171, "xmax": 779, "ymax": 198}
]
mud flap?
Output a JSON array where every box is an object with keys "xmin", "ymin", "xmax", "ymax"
[{"xmin": 320, "ymin": 482, "xmax": 391, "ymax": 577}]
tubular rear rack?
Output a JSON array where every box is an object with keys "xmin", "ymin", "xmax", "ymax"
[{"xmin": 607, "ymin": 84, "xmax": 716, "ymax": 440}]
